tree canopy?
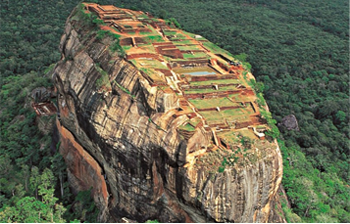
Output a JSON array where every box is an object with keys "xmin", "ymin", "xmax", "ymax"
[{"xmin": 1, "ymin": 0, "xmax": 349, "ymax": 222}]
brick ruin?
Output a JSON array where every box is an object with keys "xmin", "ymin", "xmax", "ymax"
[
  {"xmin": 31, "ymin": 87, "xmax": 57, "ymax": 116},
  {"xmin": 83, "ymin": 3, "xmax": 269, "ymax": 150}
]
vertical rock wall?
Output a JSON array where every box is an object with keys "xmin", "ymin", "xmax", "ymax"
[{"xmin": 53, "ymin": 8, "xmax": 284, "ymax": 223}]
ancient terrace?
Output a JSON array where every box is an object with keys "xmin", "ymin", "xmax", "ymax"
[{"xmin": 84, "ymin": 3, "xmax": 268, "ymax": 149}]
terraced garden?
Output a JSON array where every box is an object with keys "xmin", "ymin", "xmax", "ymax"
[{"xmin": 83, "ymin": 2, "xmax": 268, "ymax": 149}]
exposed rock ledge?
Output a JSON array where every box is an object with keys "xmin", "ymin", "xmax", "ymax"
[{"xmin": 53, "ymin": 5, "xmax": 284, "ymax": 223}]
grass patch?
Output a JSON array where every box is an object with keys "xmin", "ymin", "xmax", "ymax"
[
  {"xmin": 95, "ymin": 30, "xmax": 125, "ymax": 57},
  {"xmin": 188, "ymin": 117, "xmax": 201, "ymax": 127},
  {"xmin": 228, "ymin": 94, "xmax": 242, "ymax": 102},
  {"xmin": 203, "ymin": 41, "xmax": 231, "ymax": 55},
  {"xmin": 73, "ymin": 4, "xmax": 106, "ymax": 28},
  {"xmin": 190, "ymin": 79, "xmax": 240, "ymax": 86},
  {"xmin": 135, "ymin": 59, "xmax": 168, "ymax": 70},
  {"xmin": 184, "ymin": 85, "xmax": 238, "ymax": 94},
  {"xmin": 189, "ymin": 97, "xmax": 238, "ymax": 109},
  {"xmin": 121, "ymin": 45, "xmax": 133, "ymax": 51},
  {"xmin": 199, "ymin": 107, "xmax": 253, "ymax": 123},
  {"xmin": 113, "ymin": 80, "xmax": 135, "ymax": 98},
  {"xmin": 163, "ymin": 30, "xmax": 178, "ymax": 36},
  {"xmin": 44, "ymin": 63, "xmax": 56, "ymax": 74},
  {"xmin": 139, "ymin": 30, "xmax": 153, "ymax": 35},
  {"xmin": 96, "ymin": 30, "xmax": 108, "ymax": 40},
  {"xmin": 182, "ymin": 30, "xmax": 207, "ymax": 40},
  {"xmin": 183, "ymin": 52, "xmax": 208, "ymax": 59},
  {"xmin": 110, "ymin": 41, "xmax": 125, "ymax": 57},
  {"xmin": 143, "ymin": 35, "xmax": 165, "ymax": 43},
  {"xmin": 181, "ymin": 30, "xmax": 196, "ymax": 38},
  {"xmin": 139, "ymin": 68, "xmax": 164, "ymax": 82},
  {"xmin": 135, "ymin": 43, "xmax": 157, "ymax": 54},
  {"xmin": 177, "ymin": 45, "xmax": 202, "ymax": 51},
  {"xmin": 179, "ymin": 123, "xmax": 196, "ymax": 132},
  {"xmin": 94, "ymin": 64, "xmax": 111, "ymax": 90},
  {"xmin": 168, "ymin": 34, "xmax": 188, "ymax": 40},
  {"xmin": 173, "ymin": 39, "xmax": 194, "ymax": 45},
  {"xmin": 221, "ymin": 108, "xmax": 253, "ymax": 120},
  {"xmin": 165, "ymin": 18, "xmax": 181, "ymax": 28},
  {"xmin": 217, "ymin": 131, "xmax": 240, "ymax": 146},
  {"xmin": 199, "ymin": 111, "xmax": 224, "ymax": 122}
]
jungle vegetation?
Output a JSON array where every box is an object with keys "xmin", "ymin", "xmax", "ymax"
[{"xmin": 1, "ymin": 0, "xmax": 349, "ymax": 222}]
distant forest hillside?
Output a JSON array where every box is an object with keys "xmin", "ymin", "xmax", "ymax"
[{"xmin": 1, "ymin": 0, "xmax": 349, "ymax": 222}]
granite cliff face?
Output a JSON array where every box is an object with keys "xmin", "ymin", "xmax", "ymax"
[{"xmin": 53, "ymin": 4, "xmax": 284, "ymax": 222}]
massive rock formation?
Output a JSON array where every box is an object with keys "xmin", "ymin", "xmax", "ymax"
[{"xmin": 53, "ymin": 3, "xmax": 283, "ymax": 222}]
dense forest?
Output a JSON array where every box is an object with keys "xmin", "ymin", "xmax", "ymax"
[{"xmin": 1, "ymin": 0, "xmax": 349, "ymax": 222}]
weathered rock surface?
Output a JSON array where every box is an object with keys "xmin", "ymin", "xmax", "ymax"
[
  {"xmin": 53, "ymin": 5, "xmax": 284, "ymax": 223},
  {"xmin": 279, "ymin": 114, "xmax": 299, "ymax": 131}
]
